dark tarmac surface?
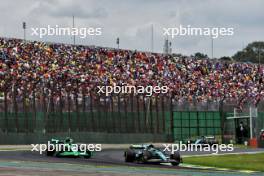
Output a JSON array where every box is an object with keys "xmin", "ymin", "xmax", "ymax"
[
  {"xmin": 1, "ymin": 147, "xmax": 264, "ymax": 165},
  {"xmin": 0, "ymin": 148, "xmax": 263, "ymax": 176}
]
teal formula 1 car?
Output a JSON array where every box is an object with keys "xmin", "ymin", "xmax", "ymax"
[
  {"xmin": 45, "ymin": 137, "xmax": 92, "ymax": 158},
  {"xmin": 124, "ymin": 144, "xmax": 182, "ymax": 166}
]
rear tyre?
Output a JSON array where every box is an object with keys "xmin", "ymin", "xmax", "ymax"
[
  {"xmin": 171, "ymin": 161, "xmax": 180, "ymax": 166},
  {"xmin": 46, "ymin": 149, "xmax": 55, "ymax": 156},
  {"xmin": 170, "ymin": 152, "xmax": 181, "ymax": 166},
  {"xmin": 124, "ymin": 149, "xmax": 136, "ymax": 162}
]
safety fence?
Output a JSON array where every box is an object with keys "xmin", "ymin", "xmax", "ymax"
[
  {"xmin": 172, "ymin": 111, "xmax": 222, "ymax": 141},
  {"xmin": 1, "ymin": 88, "xmax": 264, "ymax": 143},
  {"xmin": 0, "ymin": 92, "xmax": 172, "ymax": 135}
]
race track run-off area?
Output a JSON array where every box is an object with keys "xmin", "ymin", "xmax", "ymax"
[{"xmin": 0, "ymin": 148, "xmax": 264, "ymax": 176}]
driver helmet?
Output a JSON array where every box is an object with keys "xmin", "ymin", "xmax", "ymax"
[{"xmin": 65, "ymin": 137, "xmax": 73, "ymax": 144}]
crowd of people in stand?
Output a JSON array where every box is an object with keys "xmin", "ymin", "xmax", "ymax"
[{"xmin": 0, "ymin": 37, "xmax": 264, "ymax": 108}]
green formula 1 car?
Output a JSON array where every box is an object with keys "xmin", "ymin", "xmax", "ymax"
[
  {"xmin": 45, "ymin": 137, "xmax": 92, "ymax": 158},
  {"xmin": 124, "ymin": 144, "xmax": 182, "ymax": 166}
]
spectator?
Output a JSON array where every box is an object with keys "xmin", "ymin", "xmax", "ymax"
[{"xmin": 0, "ymin": 37, "xmax": 264, "ymax": 109}]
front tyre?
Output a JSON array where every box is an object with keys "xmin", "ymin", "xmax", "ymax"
[
  {"xmin": 124, "ymin": 149, "xmax": 136, "ymax": 162},
  {"xmin": 84, "ymin": 150, "xmax": 92, "ymax": 159},
  {"xmin": 142, "ymin": 150, "xmax": 152, "ymax": 163}
]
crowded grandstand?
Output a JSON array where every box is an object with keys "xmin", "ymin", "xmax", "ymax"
[{"xmin": 0, "ymin": 37, "xmax": 264, "ymax": 109}]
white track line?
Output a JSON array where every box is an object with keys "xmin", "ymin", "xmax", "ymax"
[{"xmin": 182, "ymin": 151, "xmax": 264, "ymax": 157}]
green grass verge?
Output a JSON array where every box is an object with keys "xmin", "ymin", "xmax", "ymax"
[
  {"xmin": 233, "ymin": 144, "xmax": 253, "ymax": 149},
  {"xmin": 184, "ymin": 153, "xmax": 264, "ymax": 172}
]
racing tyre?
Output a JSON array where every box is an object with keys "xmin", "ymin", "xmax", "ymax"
[
  {"xmin": 170, "ymin": 152, "xmax": 181, "ymax": 166},
  {"xmin": 77, "ymin": 144, "xmax": 91, "ymax": 159},
  {"xmin": 83, "ymin": 150, "xmax": 92, "ymax": 159},
  {"xmin": 142, "ymin": 150, "xmax": 152, "ymax": 163},
  {"xmin": 124, "ymin": 149, "xmax": 136, "ymax": 162},
  {"xmin": 46, "ymin": 149, "xmax": 55, "ymax": 156}
]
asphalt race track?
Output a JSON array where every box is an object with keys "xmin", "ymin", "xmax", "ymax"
[
  {"xmin": 0, "ymin": 148, "xmax": 264, "ymax": 176},
  {"xmin": 1, "ymin": 148, "xmax": 264, "ymax": 166}
]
